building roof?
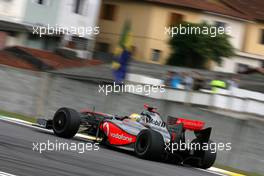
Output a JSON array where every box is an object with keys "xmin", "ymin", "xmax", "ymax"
[
  {"xmin": 144, "ymin": 0, "xmax": 252, "ymax": 20},
  {"xmin": 0, "ymin": 46, "xmax": 102, "ymax": 71},
  {"xmin": 0, "ymin": 50, "xmax": 37, "ymax": 71},
  {"xmin": 18, "ymin": 47, "xmax": 102, "ymax": 69},
  {"xmin": 221, "ymin": 0, "xmax": 264, "ymax": 21}
]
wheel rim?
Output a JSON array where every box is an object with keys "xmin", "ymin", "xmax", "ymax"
[{"xmin": 53, "ymin": 112, "xmax": 67, "ymax": 131}]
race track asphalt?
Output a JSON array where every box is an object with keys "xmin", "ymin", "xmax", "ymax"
[{"xmin": 0, "ymin": 120, "xmax": 220, "ymax": 176}]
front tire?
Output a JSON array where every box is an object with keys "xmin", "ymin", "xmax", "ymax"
[
  {"xmin": 52, "ymin": 107, "xmax": 80, "ymax": 138},
  {"xmin": 134, "ymin": 129, "xmax": 164, "ymax": 160}
]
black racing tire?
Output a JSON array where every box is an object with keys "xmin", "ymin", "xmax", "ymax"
[
  {"xmin": 134, "ymin": 129, "xmax": 164, "ymax": 160},
  {"xmin": 200, "ymin": 140, "xmax": 217, "ymax": 169},
  {"xmin": 52, "ymin": 107, "xmax": 80, "ymax": 138},
  {"xmin": 190, "ymin": 139, "xmax": 217, "ymax": 169}
]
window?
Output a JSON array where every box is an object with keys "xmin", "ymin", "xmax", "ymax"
[
  {"xmin": 8, "ymin": 31, "xmax": 18, "ymax": 37},
  {"xmin": 43, "ymin": 36, "xmax": 60, "ymax": 51},
  {"xmin": 74, "ymin": 0, "xmax": 86, "ymax": 15},
  {"xmin": 236, "ymin": 63, "xmax": 249, "ymax": 74},
  {"xmin": 95, "ymin": 42, "xmax": 110, "ymax": 52},
  {"xmin": 215, "ymin": 21, "xmax": 226, "ymax": 28},
  {"xmin": 131, "ymin": 46, "xmax": 137, "ymax": 56},
  {"xmin": 101, "ymin": 4, "xmax": 117, "ymax": 21},
  {"xmin": 28, "ymin": 34, "xmax": 38, "ymax": 40},
  {"xmin": 72, "ymin": 36, "xmax": 89, "ymax": 50},
  {"xmin": 151, "ymin": 49, "xmax": 161, "ymax": 62},
  {"xmin": 33, "ymin": 0, "xmax": 49, "ymax": 5},
  {"xmin": 260, "ymin": 29, "xmax": 264, "ymax": 45},
  {"xmin": 169, "ymin": 13, "xmax": 183, "ymax": 26},
  {"xmin": 37, "ymin": 0, "xmax": 44, "ymax": 4}
]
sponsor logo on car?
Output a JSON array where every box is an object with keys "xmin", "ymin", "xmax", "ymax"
[
  {"xmin": 103, "ymin": 122, "xmax": 110, "ymax": 136},
  {"xmin": 110, "ymin": 133, "xmax": 133, "ymax": 142},
  {"xmin": 147, "ymin": 118, "xmax": 166, "ymax": 127}
]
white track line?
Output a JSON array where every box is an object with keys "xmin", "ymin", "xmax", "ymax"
[
  {"xmin": 197, "ymin": 168, "xmax": 227, "ymax": 176},
  {"xmin": 0, "ymin": 171, "xmax": 17, "ymax": 176},
  {"xmin": 0, "ymin": 116, "xmax": 99, "ymax": 141},
  {"xmin": 0, "ymin": 116, "xmax": 51, "ymax": 133},
  {"xmin": 208, "ymin": 167, "xmax": 246, "ymax": 176}
]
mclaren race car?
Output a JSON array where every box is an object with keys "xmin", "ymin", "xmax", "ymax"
[{"xmin": 36, "ymin": 104, "xmax": 216, "ymax": 169}]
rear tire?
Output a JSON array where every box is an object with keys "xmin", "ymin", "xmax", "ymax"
[
  {"xmin": 200, "ymin": 140, "xmax": 217, "ymax": 169},
  {"xmin": 52, "ymin": 107, "xmax": 80, "ymax": 138},
  {"xmin": 134, "ymin": 129, "xmax": 164, "ymax": 160},
  {"xmin": 190, "ymin": 139, "xmax": 217, "ymax": 169}
]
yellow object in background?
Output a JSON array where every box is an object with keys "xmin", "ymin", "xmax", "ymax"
[
  {"xmin": 112, "ymin": 61, "xmax": 121, "ymax": 70},
  {"xmin": 210, "ymin": 80, "xmax": 227, "ymax": 93},
  {"xmin": 114, "ymin": 47, "xmax": 123, "ymax": 56}
]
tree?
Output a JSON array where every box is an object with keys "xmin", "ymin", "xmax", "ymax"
[{"xmin": 167, "ymin": 22, "xmax": 235, "ymax": 69}]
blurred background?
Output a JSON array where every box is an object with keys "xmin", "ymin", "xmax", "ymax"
[{"xmin": 0, "ymin": 0, "xmax": 264, "ymax": 175}]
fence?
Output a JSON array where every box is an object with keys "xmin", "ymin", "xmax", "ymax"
[{"xmin": 127, "ymin": 73, "xmax": 264, "ymax": 116}]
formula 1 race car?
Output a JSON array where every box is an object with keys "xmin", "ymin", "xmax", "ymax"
[{"xmin": 36, "ymin": 104, "xmax": 216, "ymax": 169}]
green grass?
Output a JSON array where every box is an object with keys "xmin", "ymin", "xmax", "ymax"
[
  {"xmin": 0, "ymin": 110, "xmax": 36, "ymax": 123},
  {"xmin": 214, "ymin": 164, "xmax": 263, "ymax": 176}
]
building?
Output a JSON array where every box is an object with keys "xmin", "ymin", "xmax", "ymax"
[
  {"xmin": 214, "ymin": 0, "xmax": 264, "ymax": 73},
  {"xmin": 96, "ymin": 0, "xmax": 264, "ymax": 73},
  {"xmin": 0, "ymin": 0, "xmax": 101, "ymax": 59}
]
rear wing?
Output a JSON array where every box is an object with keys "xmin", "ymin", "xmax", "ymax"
[
  {"xmin": 167, "ymin": 116, "xmax": 212, "ymax": 143},
  {"xmin": 167, "ymin": 116, "xmax": 205, "ymax": 131}
]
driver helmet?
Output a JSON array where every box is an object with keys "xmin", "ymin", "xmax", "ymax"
[{"xmin": 129, "ymin": 113, "xmax": 141, "ymax": 122}]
